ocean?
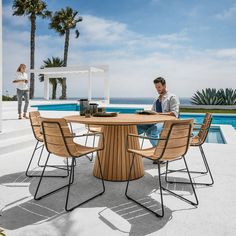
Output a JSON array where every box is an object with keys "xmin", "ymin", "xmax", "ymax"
[
  {"xmin": 33, "ymin": 97, "xmax": 192, "ymax": 105},
  {"xmin": 109, "ymin": 97, "xmax": 191, "ymax": 105}
]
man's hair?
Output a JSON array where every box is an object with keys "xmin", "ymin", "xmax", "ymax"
[{"xmin": 153, "ymin": 77, "xmax": 166, "ymax": 85}]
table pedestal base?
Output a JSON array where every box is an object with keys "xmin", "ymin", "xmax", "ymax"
[{"xmin": 93, "ymin": 125, "xmax": 144, "ymax": 181}]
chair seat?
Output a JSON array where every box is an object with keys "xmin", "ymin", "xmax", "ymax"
[
  {"xmin": 53, "ymin": 142, "xmax": 98, "ymax": 158},
  {"xmin": 74, "ymin": 143, "xmax": 98, "ymax": 156},
  {"xmin": 190, "ymin": 136, "xmax": 201, "ymax": 146},
  {"xmin": 128, "ymin": 147, "xmax": 184, "ymax": 162},
  {"xmin": 128, "ymin": 147, "xmax": 156, "ymax": 159},
  {"xmin": 88, "ymin": 126, "xmax": 102, "ymax": 133},
  {"xmin": 37, "ymin": 134, "xmax": 44, "ymax": 142},
  {"xmin": 89, "ymin": 127, "xmax": 102, "ymax": 133}
]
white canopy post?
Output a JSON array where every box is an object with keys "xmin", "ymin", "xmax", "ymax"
[
  {"xmin": 0, "ymin": 0, "xmax": 3, "ymax": 133},
  {"xmin": 44, "ymin": 75, "xmax": 50, "ymax": 100},
  {"xmin": 104, "ymin": 66, "xmax": 110, "ymax": 104}
]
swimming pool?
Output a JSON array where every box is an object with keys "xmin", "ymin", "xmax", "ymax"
[
  {"xmin": 32, "ymin": 103, "xmax": 231, "ymax": 144},
  {"xmin": 32, "ymin": 103, "xmax": 236, "ymax": 128},
  {"xmin": 193, "ymin": 126, "xmax": 225, "ymax": 144},
  {"xmin": 31, "ymin": 103, "xmax": 144, "ymax": 114},
  {"xmin": 180, "ymin": 113, "xmax": 236, "ymax": 129}
]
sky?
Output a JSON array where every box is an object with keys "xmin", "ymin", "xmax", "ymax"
[{"xmin": 2, "ymin": 0, "xmax": 236, "ymax": 98}]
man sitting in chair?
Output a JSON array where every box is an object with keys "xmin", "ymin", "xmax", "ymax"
[{"xmin": 137, "ymin": 77, "xmax": 180, "ymax": 163}]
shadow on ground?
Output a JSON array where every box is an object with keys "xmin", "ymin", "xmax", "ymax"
[{"xmin": 0, "ymin": 158, "xmax": 198, "ymax": 235}]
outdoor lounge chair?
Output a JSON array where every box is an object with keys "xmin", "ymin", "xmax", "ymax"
[
  {"xmin": 34, "ymin": 117, "xmax": 105, "ymax": 212},
  {"xmin": 125, "ymin": 119, "xmax": 198, "ymax": 217},
  {"xmin": 166, "ymin": 113, "xmax": 214, "ymax": 186}
]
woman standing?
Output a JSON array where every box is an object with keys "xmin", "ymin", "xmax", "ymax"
[{"xmin": 13, "ymin": 64, "xmax": 29, "ymax": 119}]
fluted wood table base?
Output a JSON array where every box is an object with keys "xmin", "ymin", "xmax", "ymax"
[{"xmin": 93, "ymin": 125, "xmax": 144, "ymax": 181}]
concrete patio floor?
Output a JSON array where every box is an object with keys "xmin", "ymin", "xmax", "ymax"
[{"xmin": 1, "ymin": 101, "xmax": 236, "ymax": 236}]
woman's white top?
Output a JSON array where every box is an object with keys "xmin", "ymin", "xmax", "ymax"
[{"xmin": 14, "ymin": 72, "xmax": 29, "ymax": 90}]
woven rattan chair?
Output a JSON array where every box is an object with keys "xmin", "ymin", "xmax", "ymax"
[
  {"xmin": 166, "ymin": 113, "xmax": 214, "ymax": 186},
  {"xmin": 125, "ymin": 119, "xmax": 198, "ymax": 217},
  {"xmin": 34, "ymin": 117, "xmax": 105, "ymax": 212},
  {"xmin": 26, "ymin": 111, "xmax": 70, "ymax": 177}
]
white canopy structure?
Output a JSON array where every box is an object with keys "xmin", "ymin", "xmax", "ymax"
[{"xmin": 29, "ymin": 65, "xmax": 109, "ymax": 103}]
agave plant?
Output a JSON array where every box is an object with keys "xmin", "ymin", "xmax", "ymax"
[
  {"xmin": 191, "ymin": 88, "xmax": 224, "ymax": 105},
  {"xmin": 218, "ymin": 88, "xmax": 236, "ymax": 105}
]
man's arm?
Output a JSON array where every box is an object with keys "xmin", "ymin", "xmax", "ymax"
[
  {"xmin": 13, "ymin": 79, "xmax": 28, "ymax": 83},
  {"xmin": 159, "ymin": 95, "xmax": 179, "ymax": 117},
  {"xmin": 169, "ymin": 95, "xmax": 180, "ymax": 117},
  {"xmin": 158, "ymin": 111, "xmax": 176, "ymax": 116}
]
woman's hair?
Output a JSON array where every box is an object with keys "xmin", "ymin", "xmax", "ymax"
[{"xmin": 17, "ymin": 64, "xmax": 26, "ymax": 72}]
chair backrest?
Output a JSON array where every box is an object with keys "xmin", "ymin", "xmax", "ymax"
[
  {"xmin": 41, "ymin": 117, "xmax": 77, "ymax": 158},
  {"xmin": 197, "ymin": 113, "xmax": 212, "ymax": 145},
  {"xmin": 154, "ymin": 119, "xmax": 194, "ymax": 161},
  {"xmin": 29, "ymin": 111, "xmax": 43, "ymax": 142}
]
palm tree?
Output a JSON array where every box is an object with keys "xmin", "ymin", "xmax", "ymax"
[
  {"xmin": 49, "ymin": 7, "xmax": 83, "ymax": 99},
  {"xmin": 12, "ymin": 0, "xmax": 51, "ymax": 99},
  {"xmin": 39, "ymin": 57, "xmax": 64, "ymax": 99}
]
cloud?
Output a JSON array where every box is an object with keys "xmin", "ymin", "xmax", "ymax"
[
  {"xmin": 78, "ymin": 15, "xmax": 129, "ymax": 46},
  {"xmin": 213, "ymin": 48, "xmax": 236, "ymax": 59},
  {"xmin": 216, "ymin": 3, "xmax": 236, "ymax": 20},
  {"xmin": 3, "ymin": 3, "xmax": 29, "ymax": 27},
  {"xmin": 2, "ymin": 12, "xmax": 236, "ymax": 98}
]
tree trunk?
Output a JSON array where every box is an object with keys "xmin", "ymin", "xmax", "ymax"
[
  {"xmin": 30, "ymin": 14, "xmax": 36, "ymax": 99},
  {"xmin": 61, "ymin": 29, "xmax": 70, "ymax": 99},
  {"xmin": 52, "ymin": 79, "xmax": 57, "ymax": 99}
]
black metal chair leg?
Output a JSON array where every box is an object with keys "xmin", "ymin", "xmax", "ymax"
[
  {"xmin": 91, "ymin": 135, "xmax": 96, "ymax": 161},
  {"xmin": 167, "ymin": 145, "xmax": 208, "ymax": 175},
  {"xmin": 125, "ymin": 153, "xmax": 164, "ymax": 217},
  {"xmin": 163, "ymin": 156, "xmax": 199, "ymax": 206},
  {"xmin": 157, "ymin": 162, "xmax": 164, "ymax": 217},
  {"xmin": 37, "ymin": 146, "xmax": 70, "ymax": 170},
  {"xmin": 165, "ymin": 146, "xmax": 214, "ymax": 186},
  {"xmin": 84, "ymin": 130, "xmax": 93, "ymax": 162},
  {"xmin": 34, "ymin": 155, "xmax": 72, "ymax": 201},
  {"xmin": 199, "ymin": 146, "xmax": 214, "ymax": 185},
  {"xmin": 37, "ymin": 144, "xmax": 45, "ymax": 167},
  {"xmin": 26, "ymin": 142, "xmax": 70, "ymax": 178},
  {"xmin": 26, "ymin": 140, "xmax": 72, "ymax": 177},
  {"xmin": 65, "ymin": 152, "xmax": 105, "ymax": 212},
  {"xmin": 26, "ymin": 141, "xmax": 40, "ymax": 177}
]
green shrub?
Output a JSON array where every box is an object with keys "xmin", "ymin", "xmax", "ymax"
[
  {"xmin": 2, "ymin": 95, "xmax": 17, "ymax": 101},
  {"xmin": 191, "ymin": 88, "xmax": 236, "ymax": 105}
]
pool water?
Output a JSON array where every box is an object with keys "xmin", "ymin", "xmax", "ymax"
[
  {"xmin": 31, "ymin": 103, "xmax": 144, "ymax": 114},
  {"xmin": 180, "ymin": 114, "xmax": 236, "ymax": 129},
  {"xmin": 192, "ymin": 126, "xmax": 225, "ymax": 144},
  {"xmin": 32, "ymin": 103, "xmax": 236, "ymax": 144}
]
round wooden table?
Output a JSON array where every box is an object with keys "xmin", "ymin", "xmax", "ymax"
[{"xmin": 64, "ymin": 114, "xmax": 177, "ymax": 181}]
